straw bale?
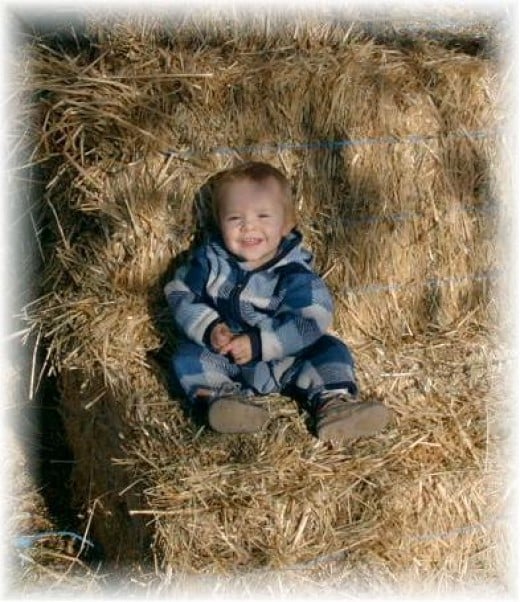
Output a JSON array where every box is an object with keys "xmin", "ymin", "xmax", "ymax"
[
  {"xmin": 29, "ymin": 35, "xmax": 499, "ymax": 343},
  {"xmin": 118, "ymin": 328, "xmax": 504, "ymax": 577},
  {"xmin": 23, "ymin": 16, "xmax": 507, "ymax": 585}
]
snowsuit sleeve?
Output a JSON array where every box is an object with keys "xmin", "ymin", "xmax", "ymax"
[
  {"xmin": 164, "ymin": 247, "xmax": 221, "ymax": 346},
  {"xmin": 248, "ymin": 265, "xmax": 333, "ymax": 362}
]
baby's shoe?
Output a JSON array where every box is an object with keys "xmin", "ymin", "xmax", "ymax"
[
  {"xmin": 208, "ymin": 395, "xmax": 269, "ymax": 434},
  {"xmin": 315, "ymin": 394, "xmax": 391, "ymax": 443}
]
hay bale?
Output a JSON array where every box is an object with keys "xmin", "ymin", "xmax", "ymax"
[
  {"xmin": 30, "ymin": 35, "xmax": 498, "ymax": 343},
  {"xmin": 24, "ymin": 16, "xmax": 506, "ymax": 586}
]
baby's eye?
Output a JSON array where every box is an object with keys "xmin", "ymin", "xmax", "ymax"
[
  {"xmin": 227, "ymin": 216, "xmax": 241, "ymax": 222},
  {"xmin": 258, "ymin": 214, "xmax": 270, "ymax": 218}
]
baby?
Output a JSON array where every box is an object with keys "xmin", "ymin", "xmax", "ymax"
[{"xmin": 164, "ymin": 161, "xmax": 390, "ymax": 442}]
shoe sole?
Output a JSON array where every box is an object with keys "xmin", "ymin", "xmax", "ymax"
[
  {"xmin": 208, "ymin": 398, "xmax": 269, "ymax": 434},
  {"xmin": 317, "ymin": 402, "xmax": 391, "ymax": 442}
]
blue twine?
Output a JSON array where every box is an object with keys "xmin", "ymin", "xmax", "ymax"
[
  {"xmin": 14, "ymin": 531, "xmax": 94, "ymax": 551},
  {"xmin": 411, "ymin": 514, "xmax": 511, "ymax": 543},
  {"xmin": 336, "ymin": 200, "xmax": 498, "ymax": 227},
  {"xmin": 253, "ymin": 514, "xmax": 510, "ymax": 573},
  {"xmin": 344, "ymin": 267, "xmax": 502, "ymax": 296},
  {"xmin": 162, "ymin": 127, "xmax": 500, "ymax": 159}
]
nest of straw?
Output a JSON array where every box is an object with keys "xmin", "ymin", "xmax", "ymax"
[{"xmin": 21, "ymin": 15, "xmax": 508, "ymax": 586}]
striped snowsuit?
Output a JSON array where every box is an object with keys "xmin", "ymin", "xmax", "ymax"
[{"xmin": 164, "ymin": 230, "xmax": 357, "ymax": 410}]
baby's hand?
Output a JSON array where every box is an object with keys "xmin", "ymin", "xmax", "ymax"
[
  {"xmin": 220, "ymin": 334, "xmax": 253, "ymax": 365},
  {"xmin": 210, "ymin": 322, "xmax": 234, "ymax": 351}
]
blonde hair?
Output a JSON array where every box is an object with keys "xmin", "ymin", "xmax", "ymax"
[{"xmin": 208, "ymin": 161, "xmax": 296, "ymax": 231}]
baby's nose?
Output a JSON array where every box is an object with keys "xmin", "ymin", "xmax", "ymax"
[{"xmin": 241, "ymin": 216, "xmax": 256, "ymax": 228}]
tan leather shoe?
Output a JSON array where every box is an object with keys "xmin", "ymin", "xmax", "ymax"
[
  {"xmin": 208, "ymin": 396, "xmax": 269, "ymax": 434},
  {"xmin": 316, "ymin": 395, "xmax": 391, "ymax": 442}
]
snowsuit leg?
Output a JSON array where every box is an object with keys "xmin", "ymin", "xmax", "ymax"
[
  {"xmin": 279, "ymin": 334, "xmax": 358, "ymax": 411},
  {"xmin": 171, "ymin": 340, "xmax": 244, "ymax": 404}
]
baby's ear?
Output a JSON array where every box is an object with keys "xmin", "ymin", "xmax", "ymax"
[
  {"xmin": 283, "ymin": 220, "xmax": 296, "ymax": 236},
  {"xmin": 194, "ymin": 185, "xmax": 221, "ymax": 238}
]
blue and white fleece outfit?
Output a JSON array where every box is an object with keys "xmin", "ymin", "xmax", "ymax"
[{"xmin": 164, "ymin": 229, "xmax": 357, "ymax": 410}]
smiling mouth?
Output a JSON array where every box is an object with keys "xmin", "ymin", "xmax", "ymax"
[{"xmin": 240, "ymin": 237, "xmax": 263, "ymax": 247}]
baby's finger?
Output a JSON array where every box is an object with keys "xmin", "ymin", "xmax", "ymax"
[{"xmin": 219, "ymin": 342, "xmax": 233, "ymax": 355}]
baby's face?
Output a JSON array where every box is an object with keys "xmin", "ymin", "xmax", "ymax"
[{"xmin": 218, "ymin": 177, "xmax": 289, "ymax": 269}]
